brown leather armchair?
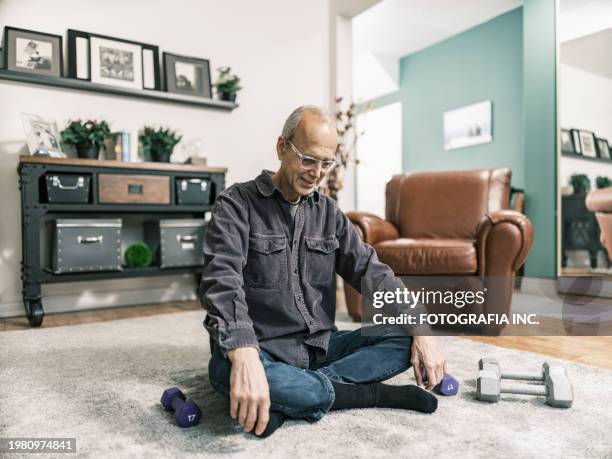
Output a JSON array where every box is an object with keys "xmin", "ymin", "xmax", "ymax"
[
  {"xmin": 586, "ymin": 188, "xmax": 612, "ymax": 258},
  {"xmin": 344, "ymin": 168, "xmax": 534, "ymax": 328}
]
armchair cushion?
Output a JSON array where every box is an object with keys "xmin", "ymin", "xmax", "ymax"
[
  {"xmin": 346, "ymin": 211, "xmax": 399, "ymax": 246},
  {"xmin": 374, "ymin": 238, "xmax": 477, "ymax": 275}
]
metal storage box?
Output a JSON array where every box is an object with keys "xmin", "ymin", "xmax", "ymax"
[
  {"xmin": 52, "ymin": 219, "xmax": 122, "ymax": 274},
  {"xmin": 44, "ymin": 174, "xmax": 91, "ymax": 203},
  {"xmin": 144, "ymin": 219, "xmax": 206, "ymax": 268},
  {"xmin": 176, "ymin": 177, "xmax": 211, "ymax": 205}
]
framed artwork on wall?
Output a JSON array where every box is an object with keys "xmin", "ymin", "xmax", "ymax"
[
  {"xmin": 570, "ymin": 129, "xmax": 582, "ymax": 154},
  {"xmin": 560, "ymin": 129, "xmax": 575, "ymax": 154},
  {"xmin": 578, "ymin": 130, "xmax": 597, "ymax": 158},
  {"xmin": 2, "ymin": 26, "xmax": 63, "ymax": 77},
  {"xmin": 67, "ymin": 30, "xmax": 160, "ymax": 90},
  {"xmin": 163, "ymin": 53, "xmax": 212, "ymax": 98},
  {"xmin": 595, "ymin": 138, "xmax": 610, "ymax": 160},
  {"xmin": 443, "ymin": 100, "xmax": 492, "ymax": 150}
]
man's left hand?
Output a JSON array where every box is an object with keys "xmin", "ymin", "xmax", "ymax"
[{"xmin": 411, "ymin": 336, "xmax": 447, "ymax": 390}]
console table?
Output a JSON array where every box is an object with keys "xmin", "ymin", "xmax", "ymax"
[
  {"xmin": 18, "ymin": 156, "xmax": 226, "ymax": 326},
  {"xmin": 561, "ymin": 193, "xmax": 609, "ymax": 268}
]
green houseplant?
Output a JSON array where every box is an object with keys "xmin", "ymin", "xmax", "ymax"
[
  {"xmin": 213, "ymin": 66, "xmax": 242, "ymax": 102},
  {"xmin": 60, "ymin": 119, "xmax": 111, "ymax": 159},
  {"xmin": 596, "ymin": 176, "xmax": 611, "ymax": 189},
  {"xmin": 569, "ymin": 174, "xmax": 591, "ymax": 194},
  {"xmin": 124, "ymin": 242, "xmax": 153, "ymax": 268},
  {"xmin": 139, "ymin": 126, "xmax": 182, "ymax": 163}
]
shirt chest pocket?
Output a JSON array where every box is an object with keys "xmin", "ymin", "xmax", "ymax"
[
  {"xmin": 305, "ymin": 236, "xmax": 339, "ymax": 285},
  {"xmin": 244, "ymin": 234, "xmax": 287, "ymax": 288}
]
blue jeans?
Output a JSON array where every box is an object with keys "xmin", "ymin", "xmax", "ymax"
[{"xmin": 208, "ymin": 325, "xmax": 412, "ymax": 422}]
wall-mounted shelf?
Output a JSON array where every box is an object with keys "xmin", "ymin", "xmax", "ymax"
[
  {"xmin": 0, "ymin": 69, "xmax": 238, "ymax": 111},
  {"xmin": 562, "ymin": 152, "xmax": 612, "ymax": 165}
]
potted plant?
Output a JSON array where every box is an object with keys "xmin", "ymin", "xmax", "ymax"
[
  {"xmin": 139, "ymin": 126, "xmax": 182, "ymax": 163},
  {"xmin": 213, "ymin": 66, "xmax": 242, "ymax": 102},
  {"xmin": 124, "ymin": 242, "xmax": 153, "ymax": 268},
  {"xmin": 596, "ymin": 176, "xmax": 611, "ymax": 189},
  {"xmin": 60, "ymin": 119, "xmax": 111, "ymax": 159},
  {"xmin": 569, "ymin": 174, "xmax": 590, "ymax": 194}
]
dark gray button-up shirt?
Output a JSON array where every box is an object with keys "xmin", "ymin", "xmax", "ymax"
[{"xmin": 200, "ymin": 170, "xmax": 402, "ymax": 368}]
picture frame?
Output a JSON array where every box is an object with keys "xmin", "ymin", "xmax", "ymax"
[
  {"xmin": 578, "ymin": 130, "xmax": 597, "ymax": 158},
  {"xmin": 20, "ymin": 113, "xmax": 65, "ymax": 158},
  {"xmin": 2, "ymin": 26, "xmax": 63, "ymax": 77},
  {"xmin": 163, "ymin": 52, "xmax": 212, "ymax": 98},
  {"xmin": 560, "ymin": 129, "xmax": 575, "ymax": 154},
  {"xmin": 443, "ymin": 100, "xmax": 493, "ymax": 151},
  {"xmin": 570, "ymin": 129, "xmax": 582, "ymax": 154},
  {"xmin": 595, "ymin": 137, "xmax": 611, "ymax": 160},
  {"xmin": 67, "ymin": 30, "xmax": 160, "ymax": 90}
]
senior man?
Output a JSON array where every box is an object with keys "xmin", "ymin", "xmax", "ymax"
[{"xmin": 200, "ymin": 105, "xmax": 446, "ymax": 438}]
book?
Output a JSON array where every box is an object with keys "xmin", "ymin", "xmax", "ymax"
[{"xmin": 105, "ymin": 132, "xmax": 131, "ymax": 161}]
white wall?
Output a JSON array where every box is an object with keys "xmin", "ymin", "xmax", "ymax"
[
  {"xmin": 356, "ymin": 102, "xmax": 402, "ymax": 217},
  {"xmin": 559, "ymin": 63, "xmax": 612, "ymax": 187},
  {"xmin": 0, "ymin": 0, "xmax": 331, "ymax": 317}
]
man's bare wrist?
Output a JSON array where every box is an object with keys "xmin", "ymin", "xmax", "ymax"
[{"xmin": 227, "ymin": 346, "xmax": 259, "ymax": 363}]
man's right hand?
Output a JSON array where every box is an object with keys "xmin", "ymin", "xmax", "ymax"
[{"xmin": 227, "ymin": 346, "xmax": 271, "ymax": 436}]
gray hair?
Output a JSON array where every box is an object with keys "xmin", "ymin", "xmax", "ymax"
[{"xmin": 281, "ymin": 105, "xmax": 335, "ymax": 142}]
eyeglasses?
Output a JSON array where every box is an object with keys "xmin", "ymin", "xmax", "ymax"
[{"xmin": 285, "ymin": 139, "xmax": 337, "ymax": 173}]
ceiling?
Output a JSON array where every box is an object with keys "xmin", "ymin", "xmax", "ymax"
[
  {"xmin": 560, "ymin": 0, "xmax": 612, "ymax": 80},
  {"xmin": 562, "ymin": 27, "xmax": 612, "ymax": 80},
  {"xmin": 352, "ymin": 0, "xmax": 523, "ymax": 59}
]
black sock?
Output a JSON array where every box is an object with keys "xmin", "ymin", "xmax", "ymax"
[
  {"xmin": 255, "ymin": 410, "xmax": 287, "ymax": 438},
  {"xmin": 330, "ymin": 381, "xmax": 438, "ymax": 414}
]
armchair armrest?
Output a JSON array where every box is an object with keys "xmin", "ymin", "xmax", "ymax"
[
  {"xmin": 475, "ymin": 210, "xmax": 534, "ymax": 275},
  {"xmin": 345, "ymin": 211, "xmax": 399, "ymax": 246},
  {"xmin": 586, "ymin": 188, "xmax": 612, "ymax": 213}
]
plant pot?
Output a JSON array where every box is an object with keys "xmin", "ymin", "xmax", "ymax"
[
  {"xmin": 150, "ymin": 149, "xmax": 173, "ymax": 163},
  {"xmin": 219, "ymin": 92, "xmax": 237, "ymax": 103},
  {"xmin": 76, "ymin": 144, "xmax": 100, "ymax": 160}
]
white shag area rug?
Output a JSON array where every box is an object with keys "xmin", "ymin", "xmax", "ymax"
[{"xmin": 1, "ymin": 310, "xmax": 611, "ymax": 459}]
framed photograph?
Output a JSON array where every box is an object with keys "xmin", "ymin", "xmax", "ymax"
[
  {"xmin": 578, "ymin": 130, "xmax": 597, "ymax": 158},
  {"xmin": 443, "ymin": 100, "xmax": 492, "ymax": 150},
  {"xmin": 595, "ymin": 137, "xmax": 611, "ymax": 160},
  {"xmin": 163, "ymin": 53, "xmax": 211, "ymax": 98},
  {"xmin": 570, "ymin": 129, "xmax": 582, "ymax": 154},
  {"xmin": 67, "ymin": 30, "xmax": 160, "ymax": 90},
  {"xmin": 20, "ymin": 113, "xmax": 65, "ymax": 157},
  {"xmin": 560, "ymin": 129, "xmax": 575, "ymax": 154},
  {"xmin": 2, "ymin": 26, "xmax": 62, "ymax": 77}
]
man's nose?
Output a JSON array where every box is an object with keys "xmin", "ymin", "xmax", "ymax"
[{"xmin": 309, "ymin": 162, "xmax": 323, "ymax": 179}]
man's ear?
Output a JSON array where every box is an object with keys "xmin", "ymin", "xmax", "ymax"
[{"xmin": 276, "ymin": 136, "xmax": 286, "ymax": 161}]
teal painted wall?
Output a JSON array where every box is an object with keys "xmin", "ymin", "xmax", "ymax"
[
  {"xmin": 400, "ymin": 7, "xmax": 525, "ymax": 187},
  {"xmin": 522, "ymin": 0, "xmax": 557, "ymax": 278},
  {"xmin": 362, "ymin": 3, "xmax": 558, "ymax": 277}
]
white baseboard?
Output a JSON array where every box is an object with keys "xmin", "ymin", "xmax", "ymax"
[{"xmin": 0, "ymin": 278, "xmax": 198, "ymax": 319}]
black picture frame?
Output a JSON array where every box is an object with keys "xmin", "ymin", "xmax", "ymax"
[
  {"xmin": 163, "ymin": 52, "xmax": 211, "ymax": 98},
  {"xmin": 2, "ymin": 26, "xmax": 63, "ymax": 77},
  {"xmin": 595, "ymin": 137, "xmax": 611, "ymax": 160},
  {"xmin": 561, "ymin": 129, "xmax": 575, "ymax": 154},
  {"xmin": 570, "ymin": 129, "xmax": 582, "ymax": 155},
  {"xmin": 578, "ymin": 130, "xmax": 597, "ymax": 158},
  {"xmin": 67, "ymin": 29, "xmax": 160, "ymax": 90}
]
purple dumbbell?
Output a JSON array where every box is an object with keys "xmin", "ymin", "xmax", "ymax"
[
  {"xmin": 161, "ymin": 387, "xmax": 202, "ymax": 428},
  {"xmin": 421, "ymin": 368, "xmax": 459, "ymax": 396}
]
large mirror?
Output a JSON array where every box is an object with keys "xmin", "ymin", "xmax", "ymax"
[{"xmin": 558, "ymin": 0, "xmax": 612, "ymax": 279}]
